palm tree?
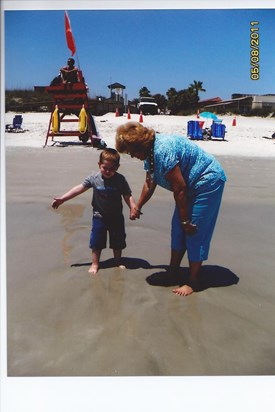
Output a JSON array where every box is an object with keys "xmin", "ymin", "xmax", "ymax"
[
  {"xmin": 139, "ymin": 87, "xmax": 151, "ymax": 97},
  {"xmin": 189, "ymin": 81, "xmax": 206, "ymax": 101},
  {"xmin": 166, "ymin": 87, "xmax": 177, "ymax": 99}
]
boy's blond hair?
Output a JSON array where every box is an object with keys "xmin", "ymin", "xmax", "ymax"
[{"xmin": 99, "ymin": 148, "xmax": 120, "ymax": 167}]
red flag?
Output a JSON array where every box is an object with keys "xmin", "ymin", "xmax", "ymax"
[{"xmin": 65, "ymin": 11, "xmax": 76, "ymax": 56}]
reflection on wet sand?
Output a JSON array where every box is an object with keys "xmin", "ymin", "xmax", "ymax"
[{"xmin": 55, "ymin": 203, "xmax": 86, "ymax": 265}]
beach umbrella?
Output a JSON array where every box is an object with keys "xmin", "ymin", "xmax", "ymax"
[{"xmin": 199, "ymin": 111, "xmax": 218, "ymax": 120}]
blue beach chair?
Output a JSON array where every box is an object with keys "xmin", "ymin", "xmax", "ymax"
[
  {"xmin": 6, "ymin": 115, "xmax": 24, "ymax": 133},
  {"xmin": 187, "ymin": 120, "xmax": 203, "ymax": 140},
  {"xmin": 211, "ymin": 122, "xmax": 226, "ymax": 140},
  {"xmin": 13, "ymin": 115, "xmax": 23, "ymax": 130}
]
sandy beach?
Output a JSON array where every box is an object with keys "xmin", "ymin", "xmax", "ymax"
[
  {"xmin": 4, "ymin": 112, "xmax": 275, "ymax": 377},
  {"xmin": 5, "ymin": 111, "xmax": 275, "ymax": 157}
]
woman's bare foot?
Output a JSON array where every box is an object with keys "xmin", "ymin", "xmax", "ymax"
[
  {"xmin": 113, "ymin": 257, "xmax": 126, "ymax": 270},
  {"xmin": 115, "ymin": 261, "xmax": 126, "ymax": 269},
  {"xmin": 172, "ymin": 284, "xmax": 194, "ymax": 296},
  {"xmin": 88, "ymin": 263, "xmax": 99, "ymax": 275}
]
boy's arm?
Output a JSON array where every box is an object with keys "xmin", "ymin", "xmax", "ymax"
[
  {"xmin": 123, "ymin": 193, "xmax": 137, "ymax": 220},
  {"xmin": 52, "ymin": 184, "xmax": 89, "ymax": 209}
]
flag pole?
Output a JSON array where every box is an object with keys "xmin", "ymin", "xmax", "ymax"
[{"xmin": 75, "ymin": 52, "xmax": 81, "ymax": 71}]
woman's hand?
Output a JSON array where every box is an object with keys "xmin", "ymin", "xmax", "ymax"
[{"xmin": 183, "ymin": 221, "xmax": 197, "ymax": 235}]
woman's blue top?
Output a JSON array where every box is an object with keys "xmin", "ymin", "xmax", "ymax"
[{"xmin": 144, "ymin": 134, "xmax": 226, "ymax": 196}]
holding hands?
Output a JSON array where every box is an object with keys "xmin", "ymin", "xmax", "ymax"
[{"xmin": 130, "ymin": 207, "xmax": 143, "ymax": 220}]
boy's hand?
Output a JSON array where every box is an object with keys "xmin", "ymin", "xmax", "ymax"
[
  {"xmin": 52, "ymin": 198, "xmax": 64, "ymax": 209},
  {"xmin": 130, "ymin": 207, "xmax": 142, "ymax": 220},
  {"xmin": 129, "ymin": 208, "xmax": 136, "ymax": 220}
]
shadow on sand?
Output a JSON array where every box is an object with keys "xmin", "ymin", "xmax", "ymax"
[
  {"xmin": 71, "ymin": 258, "xmax": 239, "ymax": 291},
  {"xmin": 48, "ymin": 141, "xmax": 97, "ymax": 148},
  {"xmin": 71, "ymin": 257, "xmax": 164, "ymax": 270},
  {"xmin": 146, "ymin": 265, "xmax": 239, "ymax": 291}
]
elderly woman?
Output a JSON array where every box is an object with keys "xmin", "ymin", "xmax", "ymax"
[{"xmin": 116, "ymin": 121, "xmax": 226, "ymax": 296}]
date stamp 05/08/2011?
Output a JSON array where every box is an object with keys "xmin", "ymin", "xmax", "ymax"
[{"xmin": 250, "ymin": 21, "xmax": 260, "ymax": 80}]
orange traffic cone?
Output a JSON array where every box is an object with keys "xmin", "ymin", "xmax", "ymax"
[
  {"xmin": 232, "ymin": 116, "xmax": 236, "ymax": 126},
  {"xmin": 115, "ymin": 108, "xmax": 119, "ymax": 117},
  {"xmin": 139, "ymin": 110, "xmax": 143, "ymax": 123},
  {"xmin": 127, "ymin": 107, "xmax": 131, "ymax": 120}
]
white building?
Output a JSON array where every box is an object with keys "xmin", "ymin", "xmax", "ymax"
[{"xmin": 204, "ymin": 94, "xmax": 275, "ymax": 113}]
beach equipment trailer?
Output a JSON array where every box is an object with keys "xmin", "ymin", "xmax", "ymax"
[{"xmin": 44, "ymin": 70, "xmax": 102, "ymax": 147}]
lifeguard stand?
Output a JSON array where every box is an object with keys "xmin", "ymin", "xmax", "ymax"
[{"xmin": 44, "ymin": 70, "xmax": 100, "ymax": 147}]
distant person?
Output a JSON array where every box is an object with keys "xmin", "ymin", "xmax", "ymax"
[
  {"xmin": 116, "ymin": 122, "xmax": 226, "ymax": 296},
  {"xmin": 51, "ymin": 148, "xmax": 137, "ymax": 274},
  {"xmin": 60, "ymin": 57, "xmax": 80, "ymax": 85}
]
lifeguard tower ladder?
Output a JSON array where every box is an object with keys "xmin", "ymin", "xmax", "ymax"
[{"xmin": 44, "ymin": 70, "xmax": 99, "ymax": 147}]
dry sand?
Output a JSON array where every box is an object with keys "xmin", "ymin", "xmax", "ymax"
[
  {"xmin": 5, "ymin": 111, "xmax": 275, "ymax": 157},
  {"xmin": 4, "ymin": 111, "xmax": 275, "ymax": 378}
]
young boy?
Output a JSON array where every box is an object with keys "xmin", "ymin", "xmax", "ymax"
[{"xmin": 52, "ymin": 148, "xmax": 137, "ymax": 274}]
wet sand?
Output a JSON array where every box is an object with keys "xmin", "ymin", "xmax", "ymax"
[{"xmin": 5, "ymin": 146, "xmax": 275, "ymax": 376}]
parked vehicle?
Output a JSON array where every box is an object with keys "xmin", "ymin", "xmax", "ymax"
[{"xmin": 137, "ymin": 96, "xmax": 159, "ymax": 115}]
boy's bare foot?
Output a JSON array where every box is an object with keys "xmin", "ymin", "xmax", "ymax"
[
  {"xmin": 89, "ymin": 264, "xmax": 99, "ymax": 275},
  {"xmin": 172, "ymin": 284, "xmax": 194, "ymax": 296}
]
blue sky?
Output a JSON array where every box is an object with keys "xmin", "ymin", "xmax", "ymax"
[{"xmin": 4, "ymin": 7, "xmax": 275, "ymax": 101}]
